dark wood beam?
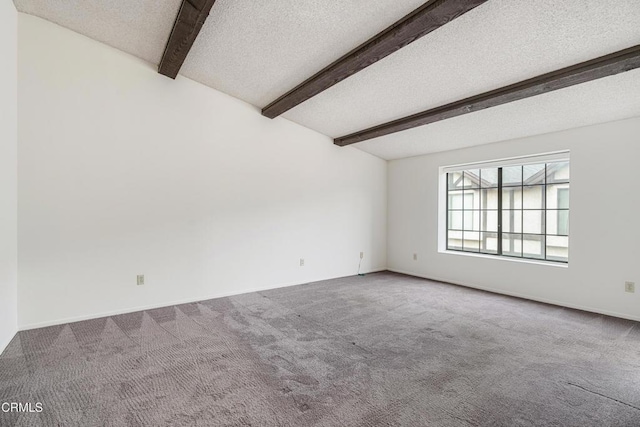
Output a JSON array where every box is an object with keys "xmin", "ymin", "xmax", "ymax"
[
  {"xmin": 335, "ymin": 44, "xmax": 640, "ymax": 146},
  {"xmin": 158, "ymin": 0, "xmax": 217, "ymax": 79},
  {"xmin": 261, "ymin": 0, "xmax": 489, "ymax": 119}
]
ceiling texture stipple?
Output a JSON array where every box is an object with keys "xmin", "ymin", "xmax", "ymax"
[
  {"xmin": 356, "ymin": 68, "xmax": 640, "ymax": 160},
  {"xmin": 14, "ymin": 0, "xmax": 182, "ymax": 65},
  {"xmin": 13, "ymin": 0, "xmax": 640, "ymax": 160},
  {"xmin": 282, "ymin": 0, "xmax": 640, "ymax": 138},
  {"xmin": 180, "ymin": 0, "xmax": 427, "ymax": 107}
]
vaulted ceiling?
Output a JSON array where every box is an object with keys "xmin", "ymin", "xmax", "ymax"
[{"xmin": 13, "ymin": 0, "xmax": 640, "ymax": 160}]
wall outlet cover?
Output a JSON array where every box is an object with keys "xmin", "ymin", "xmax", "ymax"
[
  {"xmin": 137, "ymin": 275, "xmax": 145, "ymax": 286},
  {"xmin": 625, "ymin": 281, "xmax": 635, "ymax": 293}
]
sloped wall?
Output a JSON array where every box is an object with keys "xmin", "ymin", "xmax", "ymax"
[{"xmin": 17, "ymin": 15, "xmax": 387, "ymax": 329}]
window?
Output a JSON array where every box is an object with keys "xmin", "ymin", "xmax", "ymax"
[
  {"xmin": 557, "ymin": 189, "xmax": 570, "ymax": 236},
  {"xmin": 445, "ymin": 154, "xmax": 569, "ymax": 263}
]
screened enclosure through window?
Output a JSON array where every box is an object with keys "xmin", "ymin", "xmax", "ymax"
[{"xmin": 445, "ymin": 153, "xmax": 569, "ymax": 263}]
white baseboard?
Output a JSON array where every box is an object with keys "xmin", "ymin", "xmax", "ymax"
[
  {"xmin": 388, "ymin": 268, "xmax": 640, "ymax": 323},
  {"xmin": 19, "ymin": 269, "xmax": 387, "ymax": 331}
]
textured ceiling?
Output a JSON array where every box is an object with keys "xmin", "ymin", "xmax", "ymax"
[
  {"xmin": 181, "ymin": 0, "xmax": 427, "ymax": 107},
  {"xmin": 282, "ymin": 0, "xmax": 640, "ymax": 138},
  {"xmin": 13, "ymin": 0, "xmax": 640, "ymax": 160},
  {"xmin": 355, "ymin": 68, "xmax": 640, "ymax": 160},
  {"xmin": 13, "ymin": 0, "xmax": 182, "ymax": 65}
]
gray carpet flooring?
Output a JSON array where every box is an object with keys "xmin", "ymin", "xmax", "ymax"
[{"xmin": 1, "ymin": 272, "xmax": 640, "ymax": 426}]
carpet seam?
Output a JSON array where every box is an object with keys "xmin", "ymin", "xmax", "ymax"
[{"xmin": 567, "ymin": 382, "xmax": 640, "ymax": 411}]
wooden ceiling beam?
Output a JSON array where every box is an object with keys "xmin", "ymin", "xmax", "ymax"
[
  {"xmin": 261, "ymin": 0, "xmax": 489, "ymax": 119},
  {"xmin": 158, "ymin": 0, "xmax": 217, "ymax": 79},
  {"xmin": 334, "ymin": 44, "xmax": 640, "ymax": 146}
]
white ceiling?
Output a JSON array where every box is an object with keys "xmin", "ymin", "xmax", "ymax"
[
  {"xmin": 13, "ymin": 0, "xmax": 640, "ymax": 160},
  {"xmin": 14, "ymin": 0, "xmax": 182, "ymax": 65},
  {"xmin": 181, "ymin": 0, "xmax": 427, "ymax": 107},
  {"xmin": 356, "ymin": 68, "xmax": 640, "ymax": 160}
]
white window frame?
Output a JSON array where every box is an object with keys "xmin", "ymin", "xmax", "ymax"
[{"xmin": 438, "ymin": 151, "xmax": 570, "ymax": 266}]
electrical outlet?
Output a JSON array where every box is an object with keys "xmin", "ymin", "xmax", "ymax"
[
  {"xmin": 625, "ymin": 281, "xmax": 635, "ymax": 293},
  {"xmin": 299, "ymin": 258, "xmax": 304, "ymax": 267},
  {"xmin": 360, "ymin": 252, "xmax": 364, "ymax": 259},
  {"xmin": 137, "ymin": 275, "xmax": 145, "ymax": 286},
  {"xmin": 413, "ymin": 253, "xmax": 418, "ymax": 261}
]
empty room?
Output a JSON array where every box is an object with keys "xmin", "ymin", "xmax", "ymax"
[{"xmin": 1, "ymin": 0, "xmax": 640, "ymax": 425}]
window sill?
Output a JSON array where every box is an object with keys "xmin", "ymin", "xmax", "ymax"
[{"xmin": 439, "ymin": 249, "xmax": 568, "ymax": 268}]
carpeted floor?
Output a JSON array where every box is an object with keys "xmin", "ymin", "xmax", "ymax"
[{"xmin": 1, "ymin": 272, "xmax": 640, "ymax": 426}]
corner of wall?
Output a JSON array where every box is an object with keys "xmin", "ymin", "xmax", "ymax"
[{"xmin": 0, "ymin": 0, "xmax": 19, "ymax": 355}]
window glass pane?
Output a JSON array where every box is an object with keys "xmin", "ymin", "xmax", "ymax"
[
  {"xmin": 464, "ymin": 190, "xmax": 478, "ymax": 210},
  {"xmin": 502, "ymin": 187, "xmax": 522, "ymax": 209},
  {"xmin": 463, "ymin": 170, "xmax": 480, "ymax": 188},
  {"xmin": 463, "ymin": 211, "xmax": 480, "ymax": 231},
  {"xmin": 523, "ymin": 163, "xmax": 545, "ymax": 185},
  {"xmin": 546, "ymin": 162, "xmax": 570, "ymax": 184},
  {"xmin": 448, "ymin": 211, "xmax": 463, "ymax": 230},
  {"xmin": 502, "ymin": 210, "xmax": 522, "ymax": 233},
  {"xmin": 547, "ymin": 210, "xmax": 569, "ymax": 236},
  {"xmin": 446, "ymin": 157, "xmax": 568, "ymax": 263},
  {"xmin": 557, "ymin": 188, "xmax": 569, "ymax": 209},
  {"xmin": 523, "ymin": 185, "xmax": 544, "ymax": 210},
  {"xmin": 480, "ymin": 188, "xmax": 498, "ymax": 210},
  {"xmin": 523, "ymin": 234, "xmax": 545, "ymax": 259},
  {"xmin": 547, "ymin": 235, "xmax": 568, "ymax": 262},
  {"xmin": 480, "ymin": 168, "xmax": 498, "ymax": 188},
  {"xmin": 447, "ymin": 230, "xmax": 463, "ymax": 250},
  {"xmin": 546, "ymin": 184, "xmax": 569, "ymax": 209},
  {"xmin": 448, "ymin": 190, "xmax": 464, "ymax": 209},
  {"xmin": 547, "ymin": 184, "xmax": 569, "ymax": 238},
  {"xmin": 502, "ymin": 166, "xmax": 522, "ymax": 186},
  {"xmin": 502, "ymin": 233, "xmax": 522, "ymax": 257},
  {"xmin": 480, "ymin": 232, "xmax": 498, "ymax": 254},
  {"xmin": 480, "ymin": 210, "xmax": 498, "ymax": 232},
  {"xmin": 448, "ymin": 172, "xmax": 464, "ymax": 190},
  {"xmin": 523, "ymin": 210, "xmax": 544, "ymax": 234},
  {"xmin": 463, "ymin": 232, "xmax": 480, "ymax": 252},
  {"xmin": 557, "ymin": 210, "xmax": 569, "ymax": 236}
]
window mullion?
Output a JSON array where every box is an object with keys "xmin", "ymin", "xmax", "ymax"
[
  {"xmin": 543, "ymin": 164, "xmax": 547, "ymax": 260},
  {"xmin": 446, "ymin": 173, "xmax": 449, "ymax": 250},
  {"xmin": 497, "ymin": 168, "xmax": 503, "ymax": 255}
]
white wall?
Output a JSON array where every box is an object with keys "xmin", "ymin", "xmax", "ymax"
[
  {"xmin": 388, "ymin": 117, "xmax": 640, "ymax": 321},
  {"xmin": 0, "ymin": 1, "xmax": 18, "ymax": 352},
  {"xmin": 17, "ymin": 15, "xmax": 387, "ymax": 329}
]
